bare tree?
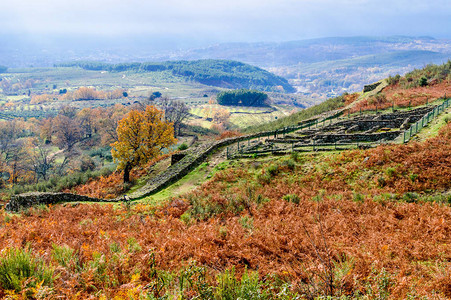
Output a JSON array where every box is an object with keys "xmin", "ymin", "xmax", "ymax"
[
  {"xmin": 159, "ymin": 97, "xmax": 190, "ymax": 136},
  {"xmin": 24, "ymin": 138, "xmax": 55, "ymax": 182},
  {"xmin": 1, "ymin": 139, "xmax": 27, "ymax": 185},
  {"xmin": 77, "ymin": 108, "xmax": 95, "ymax": 138},
  {"xmin": 52, "ymin": 115, "xmax": 82, "ymax": 151},
  {"xmin": 95, "ymin": 105, "xmax": 129, "ymax": 145},
  {"xmin": 0, "ymin": 119, "xmax": 19, "ymax": 158}
]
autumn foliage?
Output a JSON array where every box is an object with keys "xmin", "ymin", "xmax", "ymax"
[
  {"xmin": 111, "ymin": 106, "xmax": 176, "ymax": 182},
  {"xmin": 343, "ymin": 92, "xmax": 359, "ymax": 106},
  {"xmin": 30, "ymin": 87, "xmax": 126, "ymax": 104},
  {"xmin": 69, "ymin": 153, "xmax": 173, "ymax": 199},
  {"xmin": 0, "ymin": 119, "xmax": 450, "ymax": 298},
  {"xmin": 65, "ymin": 172, "xmax": 124, "ymax": 199},
  {"xmin": 351, "ymin": 81, "xmax": 451, "ymax": 113},
  {"xmin": 216, "ymin": 130, "xmax": 243, "ymax": 140}
]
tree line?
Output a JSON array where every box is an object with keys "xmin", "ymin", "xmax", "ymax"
[
  {"xmin": 216, "ymin": 89, "xmax": 269, "ymax": 107},
  {"xmin": 0, "ymin": 97, "xmax": 190, "ymax": 195}
]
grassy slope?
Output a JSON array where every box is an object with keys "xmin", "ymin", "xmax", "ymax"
[
  {"xmin": 1, "ymin": 115, "xmax": 450, "ymax": 299},
  {"xmin": 243, "ymin": 94, "xmax": 346, "ymax": 133}
]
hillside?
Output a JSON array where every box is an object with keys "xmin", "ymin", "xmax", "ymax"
[
  {"xmin": 1, "ymin": 63, "xmax": 451, "ymax": 298},
  {"xmin": 2, "ymin": 35, "xmax": 450, "ymax": 99},
  {"xmin": 271, "ymin": 50, "xmax": 450, "ymax": 98},
  {"xmin": 175, "ymin": 36, "xmax": 451, "ymax": 98},
  {"xmin": 1, "ymin": 106, "xmax": 450, "ymax": 298},
  {"xmin": 57, "ymin": 60, "xmax": 295, "ymax": 92},
  {"xmin": 174, "ymin": 36, "xmax": 450, "ymax": 66}
]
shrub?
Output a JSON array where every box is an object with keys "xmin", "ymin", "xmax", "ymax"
[
  {"xmin": 377, "ymin": 176, "xmax": 386, "ymax": 187},
  {"xmin": 282, "ymin": 194, "xmax": 300, "ymax": 204},
  {"xmin": 126, "ymin": 237, "xmax": 142, "ymax": 253},
  {"xmin": 290, "ymin": 151, "xmax": 301, "ymax": 162},
  {"xmin": 52, "ymin": 244, "xmax": 80, "ymax": 271},
  {"xmin": 266, "ymin": 164, "xmax": 280, "ymax": 176},
  {"xmin": 352, "ymin": 192, "xmax": 365, "ymax": 203},
  {"xmin": 239, "ymin": 215, "xmax": 254, "ymax": 230},
  {"xmin": 409, "ymin": 173, "xmax": 418, "ymax": 182},
  {"xmin": 109, "ymin": 242, "xmax": 121, "ymax": 253},
  {"xmin": 0, "ymin": 247, "xmax": 54, "ymax": 292},
  {"xmin": 180, "ymin": 211, "xmax": 192, "ymax": 224},
  {"xmin": 178, "ymin": 143, "xmax": 189, "ymax": 151},
  {"xmin": 214, "ymin": 267, "xmax": 269, "ymax": 300},
  {"xmin": 217, "ymin": 130, "xmax": 242, "ymax": 140},
  {"xmin": 419, "ymin": 76, "xmax": 428, "ymax": 87},
  {"xmin": 281, "ymin": 159, "xmax": 296, "ymax": 171},
  {"xmin": 385, "ymin": 167, "xmax": 397, "ymax": 178},
  {"xmin": 402, "ymin": 192, "xmax": 419, "ymax": 203},
  {"xmin": 387, "ymin": 74, "xmax": 401, "ymax": 86},
  {"xmin": 80, "ymin": 155, "xmax": 96, "ymax": 172}
]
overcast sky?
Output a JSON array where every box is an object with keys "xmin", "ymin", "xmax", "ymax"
[{"xmin": 1, "ymin": 0, "xmax": 450, "ymax": 43}]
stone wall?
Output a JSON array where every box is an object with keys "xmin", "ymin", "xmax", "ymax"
[
  {"xmin": 6, "ymin": 192, "xmax": 105, "ymax": 212},
  {"xmin": 313, "ymin": 106, "xmax": 435, "ymax": 133},
  {"xmin": 323, "ymin": 119, "xmax": 405, "ymax": 132},
  {"xmin": 315, "ymin": 131, "xmax": 402, "ymax": 143},
  {"xmin": 6, "ymin": 108, "xmax": 345, "ymax": 207},
  {"xmin": 122, "ymin": 110, "xmax": 344, "ymax": 200},
  {"xmin": 171, "ymin": 152, "xmax": 187, "ymax": 165},
  {"xmin": 363, "ymin": 82, "xmax": 382, "ymax": 93},
  {"xmin": 6, "ymin": 104, "xmax": 442, "ymax": 210},
  {"xmin": 377, "ymin": 106, "xmax": 434, "ymax": 121}
]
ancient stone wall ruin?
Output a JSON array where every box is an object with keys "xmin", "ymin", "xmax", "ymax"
[{"xmin": 5, "ymin": 192, "xmax": 105, "ymax": 212}]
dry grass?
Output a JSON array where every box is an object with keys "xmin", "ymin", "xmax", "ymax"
[
  {"xmin": 0, "ymin": 116, "xmax": 450, "ymax": 298},
  {"xmin": 351, "ymin": 81, "xmax": 451, "ymax": 113}
]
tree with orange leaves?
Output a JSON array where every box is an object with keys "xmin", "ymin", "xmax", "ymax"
[{"xmin": 111, "ymin": 106, "xmax": 176, "ymax": 183}]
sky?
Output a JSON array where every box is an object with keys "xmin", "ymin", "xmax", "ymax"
[{"xmin": 1, "ymin": 0, "xmax": 450, "ymax": 44}]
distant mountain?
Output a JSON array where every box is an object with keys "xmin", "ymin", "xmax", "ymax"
[
  {"xmin": 2, "ymin": 35, "xmax": 450, "ymax": 98},
  {"xmin": 172, "ymin": 36, "xmax": 451, "ymax": 67},
  {"xmin": 57, "ymin": 60, "xmax": 295, "ymax": 92},
  {"xmin": 157, "ymin": 36, "xmax": 451, "ymax": 98},
  {"xmin": 292, "ymin": 50, "xmax": 449, "ymax": 71},
  {"xmin": 274, "ymin": 49, "xmax": 450, "ymax": 98}
]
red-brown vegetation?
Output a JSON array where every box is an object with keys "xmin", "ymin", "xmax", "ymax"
[
  {"xmin": 351, "ymin": 81, "xmax": 451, "ymax": 113},
  {"xmin": 1, "ymin": 190, "xmax": 451, "ymax": 298},
  {"xmin": 216, "ymin": 130, "xmax": 243, "ymax": 140},
  {"xmin": 68, "ymin": 153, "xmax": 173, "ymax": 199},
  {"xmin": 343, "ymin": 93, "xmax": 359, "ymax": 106},
  {"xmin": 0, "ymin": 109, "xmax": 450, "ymax": 298},
  {"xmin": 31, "ymin": 87, "xmax": 126, "ymax": 104}
]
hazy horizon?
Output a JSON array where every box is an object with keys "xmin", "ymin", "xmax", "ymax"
[
  {"xmin": 1, "ymin": 0, "xmax": 450, "ymax": 44},
  {"xmin": 1, "ymin": 0, "xmax": 450, "ymax": 68}
]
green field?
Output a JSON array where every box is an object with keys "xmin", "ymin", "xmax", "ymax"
[
  {"xmin": 189, "ymin": 104, "xmax": 296, "ymax": 129},
  {"xmin": 1, "ymin": 68, "xmax": 217, "ymax": 100},
  {"xmin": 0, "ymin": 67, "xmax": 304, "ymax": 131}
]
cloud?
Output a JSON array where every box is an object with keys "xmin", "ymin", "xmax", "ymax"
[{"xmin": 0, "ymin": 0, "xmax": 450, "ymax": 40}]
